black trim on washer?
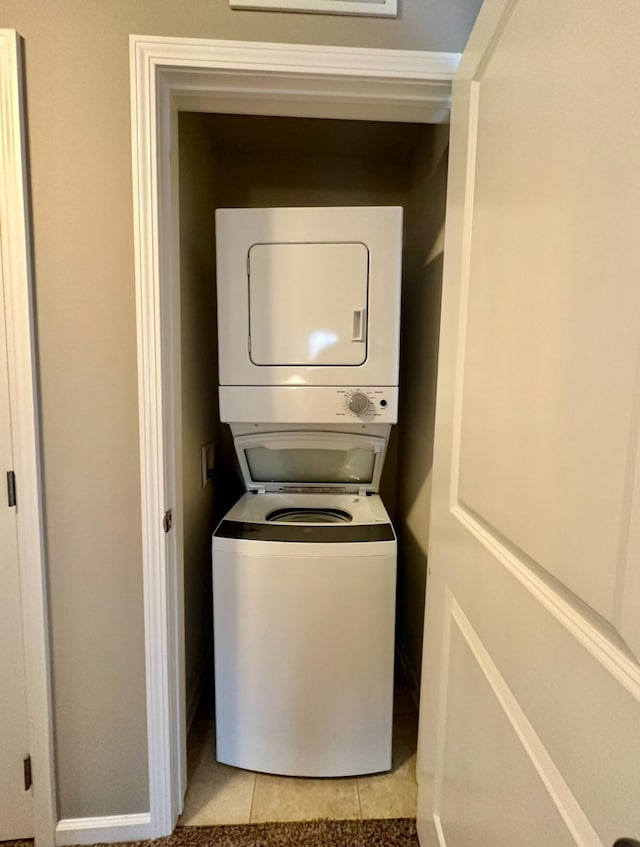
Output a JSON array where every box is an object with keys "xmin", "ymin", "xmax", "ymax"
[{"xmin": 215, "ymin": 519, "xmax": 395, "ymax": 543}]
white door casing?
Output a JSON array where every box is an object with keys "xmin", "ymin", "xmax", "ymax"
[
  {"xmin": 0, "ymin": 28, "xmax": 56, "ymax": 847},
  {"xmin": 129, "ymin": 36, "xmax": 460, "ymax": 837},
  {"xmin": 0, "ymin": 210, "xmax": 32, "ymax": 841},
  {"xmin": 418, "ymin": 1, "xmax": 640, "ymax": 845}
]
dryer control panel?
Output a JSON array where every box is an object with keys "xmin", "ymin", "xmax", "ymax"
[
  {"xmin": 219, "ymin": 386, "xmax": 399, "ymax": 424},
  {"xmin": 336, "ymin": 388, "xmax": 395, "ymax": 422}
]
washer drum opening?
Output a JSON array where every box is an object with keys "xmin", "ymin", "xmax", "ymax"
[{"xmin": 266, "ymin": 507, "xmax": 353, "ymax": 524}]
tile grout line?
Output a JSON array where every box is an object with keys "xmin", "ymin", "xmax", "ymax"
[
  {"xmin": 248, "ymin": 771, "xmax": 258, "ymax": 823},
  {"xmin": 355, "ymin": 777, "xmax": 364, "ymax": 820}
]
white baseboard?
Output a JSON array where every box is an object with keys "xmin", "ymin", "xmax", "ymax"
[{"xmin": 56, "ymin": 813, "xmax": 153, "ymax": 845}]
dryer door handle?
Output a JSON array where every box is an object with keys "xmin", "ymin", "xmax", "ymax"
[{"xmin": 352, "ymin": 308, "xmax": 366, "ymax": 342}]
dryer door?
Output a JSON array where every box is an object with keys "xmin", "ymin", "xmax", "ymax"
[
  {"xmin": 216, "ymin": 207, "xmax": 402, "ymax": 388},
  {"xmin": 233, "ymin": 431, "xmax": 387, "ymax": 494},
  {"xmin": 249, "ymin": 242, "xmax": 368, "ymax": 367}
]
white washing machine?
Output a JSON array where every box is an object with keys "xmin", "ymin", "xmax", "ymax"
[{"xmin": 212, "ymin": 426, "xmax": 396, "ymax": 777}]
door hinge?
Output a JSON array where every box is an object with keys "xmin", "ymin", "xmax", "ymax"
[
  {"xmin": 162, "ymin": 509, "xmax": 173, "ymax": 533},
  {"xmin": 24, "ymin": 755, "xmax": 32, "ymax": 791},
  {"xmin": 7, "ymin": 470, "xmax": 16, "ymax": 507}
]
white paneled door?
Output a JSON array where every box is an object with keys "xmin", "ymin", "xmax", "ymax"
[
  {"xmin": 0, "ymin": 242, "xmax": 33, "ymax": 839},
  {"xmin": 418, "ymin": 1, "xmax": 640, "ymax": 845}
]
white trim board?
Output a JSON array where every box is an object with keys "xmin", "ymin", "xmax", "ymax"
[
  {"xmin": 130, "ymin": 35, "xmax": 460, "ymax": 840},
  {"xmin": 56, "ymin": 814, "xmax": 152, "ymax": 847},
  {"xmin": 229, "ymin": 0, "xmax": 398, "ymax": 17},
  {"xmin": 0, "ymin": 29, "xmax": 56, "ymax": 847}
]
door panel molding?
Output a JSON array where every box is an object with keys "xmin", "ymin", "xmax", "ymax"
[
  {"xmin": 0, "ymin": 28, "xmax": 55, "ymax": 847},
  {"xmin": 442, "ymin": 0, "xmax": 640, "ymax": 695},
  {"xmin": 451, "ymin": 0, "xmax": 640, "ymax": 625},
  {"xmin": 451, "ymin": 504, "xmax": 640, "ymax": 700},
  {"xmin": 618, "ymin": 371, "xmax": 640, "ymax": 657},
  {"xmin": 431, "ymin": 592, "xmax": 601, "ymax": 847}
]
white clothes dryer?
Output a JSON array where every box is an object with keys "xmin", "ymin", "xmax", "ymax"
[
  {"xmin": 212, "ymin": 428, "xmax": 396, "ymax": 777},
  {"xmin": 216, "ymin": 206, "xmax": 403, "ymax": 429},
  {"xmin": 215, "ymin": 206, "xmax": 403, "ymax": 391}
]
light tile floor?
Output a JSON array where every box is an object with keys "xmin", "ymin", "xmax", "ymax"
[{"xmin": 179, "ymin": 668, "xmax": 418, "ymax": 826}]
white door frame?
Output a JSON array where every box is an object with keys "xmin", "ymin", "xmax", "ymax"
[
  {"xmin": 0, "ymin": 29, "xmax": 56, "ymax": 847},
  {"xmin": 129, "ymin": 34, "xmax": 460, "ymax": 838}
]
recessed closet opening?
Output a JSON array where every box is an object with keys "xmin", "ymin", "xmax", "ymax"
[{"xmin": 177, "ymin": 110, "xmax": 449, "ymax": 825}]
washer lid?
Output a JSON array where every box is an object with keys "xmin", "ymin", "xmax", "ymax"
[{"xmin": 233, "ymin": 430, "xmax": 387, "ymax": 494}]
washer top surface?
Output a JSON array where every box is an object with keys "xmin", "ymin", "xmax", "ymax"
[{"xmin": 221, "ymin": 491, "xmax": 392, "ymax": 527}]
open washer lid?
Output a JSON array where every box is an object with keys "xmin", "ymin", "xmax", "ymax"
[{"xmin": 233, "ymin": 430, "xmax": 388, "ymax": 495}]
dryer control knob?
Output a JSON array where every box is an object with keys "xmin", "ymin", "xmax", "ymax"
[{"xmin": 348, "ymin": 392, "xmax": 370, "ymax": 415}]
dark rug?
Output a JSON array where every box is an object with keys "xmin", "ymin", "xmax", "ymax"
[{"xmin": 2, "ymin": 820, "xmax": 419, "ymax": 847}]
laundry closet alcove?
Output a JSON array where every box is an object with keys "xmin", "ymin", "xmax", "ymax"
[{"xmin": 130, "ymin": 37, "xmax": 457, "ymax": 836}]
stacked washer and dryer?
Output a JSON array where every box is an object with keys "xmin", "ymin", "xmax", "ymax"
[{"xmin": 212, "ymin": 206, "xmax": 403, "ymax": 778}]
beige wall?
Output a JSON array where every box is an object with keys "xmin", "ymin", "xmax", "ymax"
[
  {"xmin": 394, "ymin": 125, "xmax": 450, "ymax": 696},
  {"xmin": 0, "ymin": 0, "xmax": 481, "ymax": 820}
]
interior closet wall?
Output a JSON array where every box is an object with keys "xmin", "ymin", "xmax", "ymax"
[
  {"xmin": 394, "ymin": 124, "xmax": 450, "ymax": 696},
  {"xmin": 177, "ymin": 112, "xmax": 448, "ymax": 718},
  {"xmin": 179, "ymin": 113, "xmax": 222, "ymax": 725}
]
